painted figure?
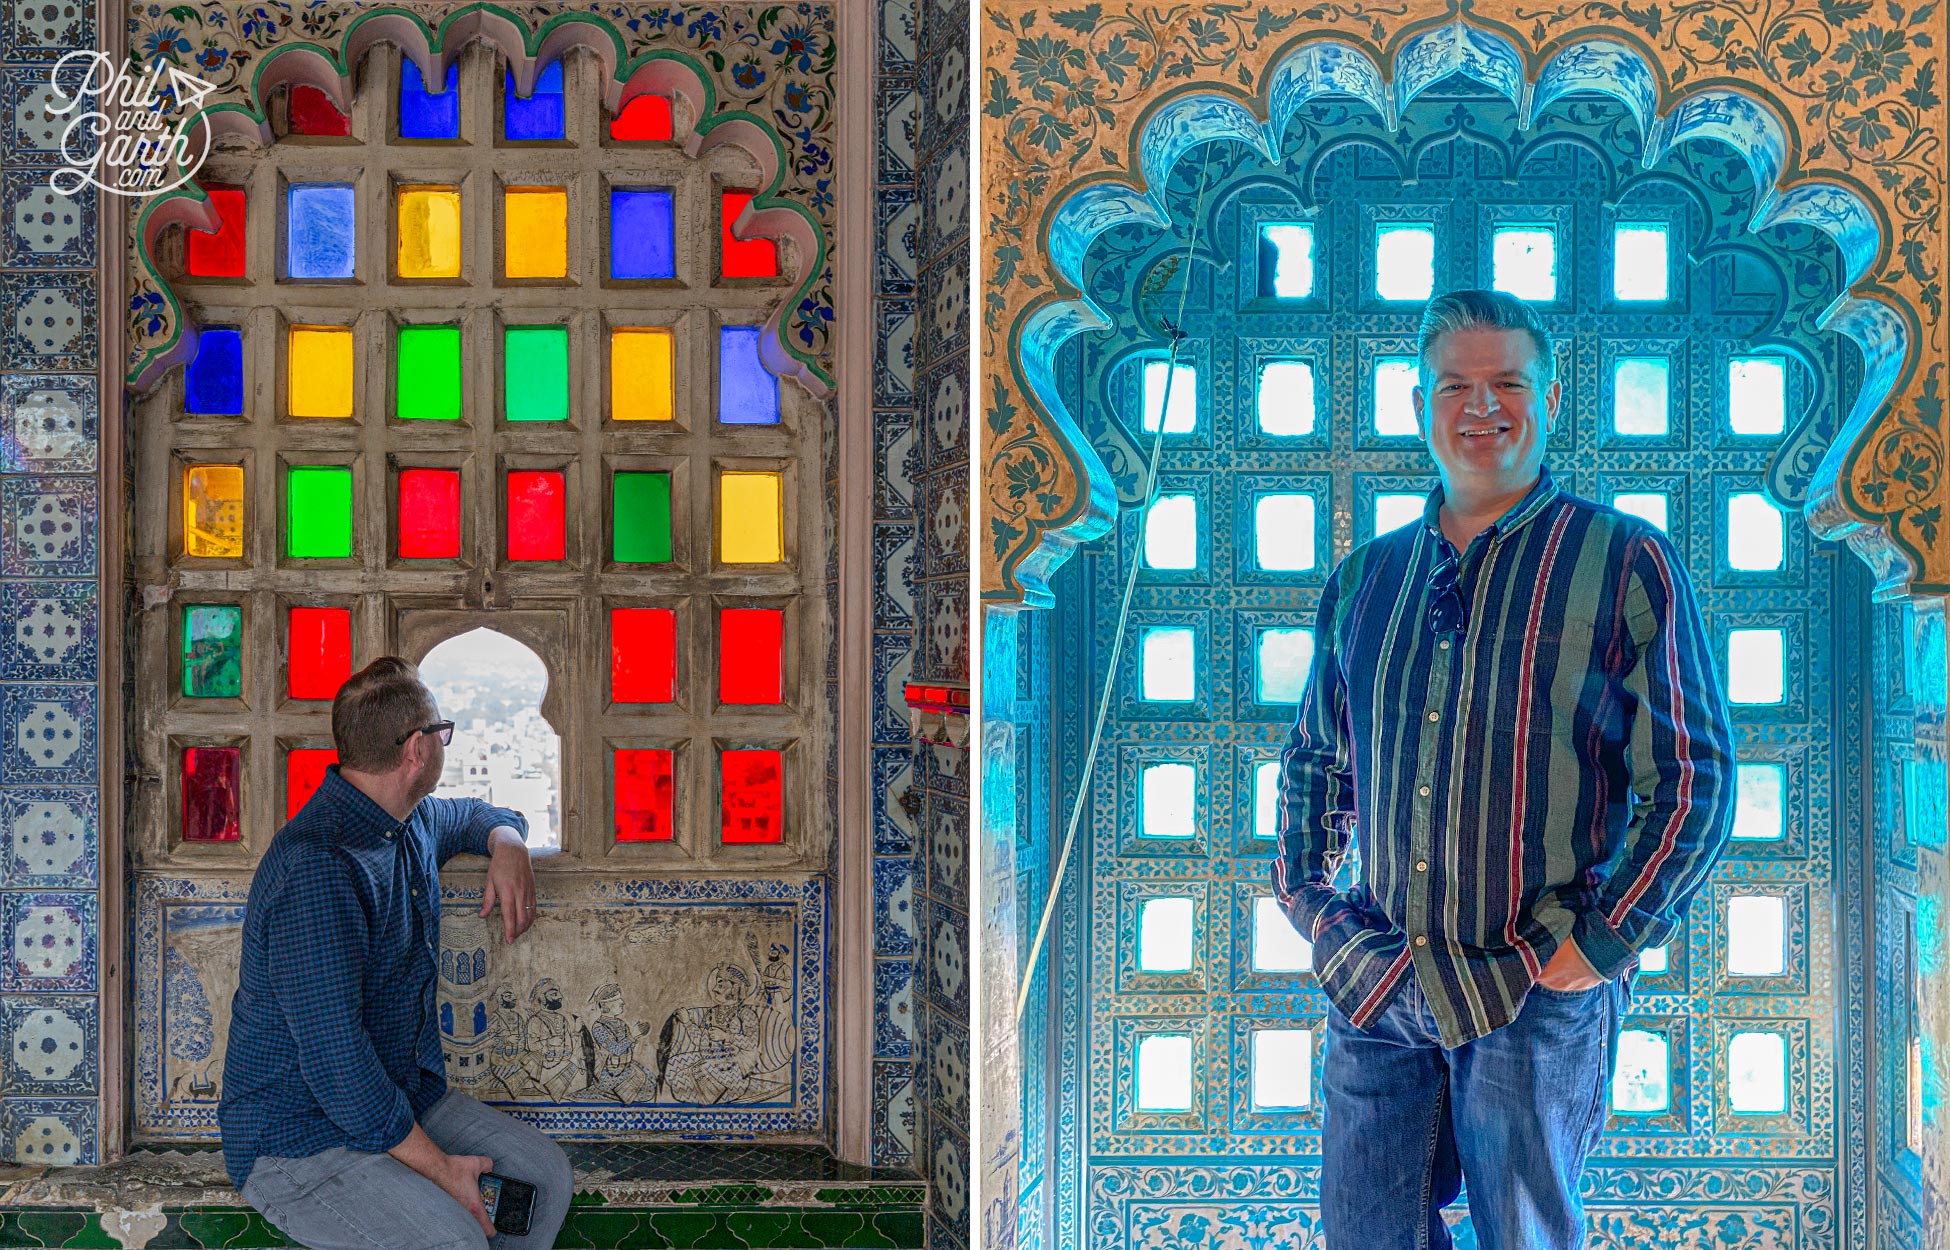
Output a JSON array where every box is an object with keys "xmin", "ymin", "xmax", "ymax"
[
  {"xmin": 482, "ymin": 984, "xmax": 537, "ymax": 1099},
  {"xmin": 580, "ymin": 982, "xmax": 654, "ymax": 1103},
  {"xmin": 524, "ymin": 978, "xmax": 582, "ymax": 1099},
  {"xmin": 658, "ymin": 961, "xmax": 794, "ymax": 1104}
]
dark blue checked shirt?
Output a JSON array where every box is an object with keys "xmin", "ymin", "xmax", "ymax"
[
  {"xmin": 1275, "ymin": 468, "xmax": 1736, "ymax": 1046},
  {"xmin": 218, "ymin": 766, "xmax": 526, "ymax": 1188}
]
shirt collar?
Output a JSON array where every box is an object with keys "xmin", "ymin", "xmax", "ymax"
[
  {"xmin": 1422, "ymin": 467, "xmax": 1560, "ymax": 545},
  {"xmin": 319, "ymin": 765, "xmax": 417, "ymax": 847}
]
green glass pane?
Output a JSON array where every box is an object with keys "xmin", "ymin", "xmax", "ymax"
[
  {"xmin": 182, "ymin": 604, "xmax": 242, "ymax": 697},
  {"xmin": 397, "ymin": 324, "xmax": 461, "ymax": 420},
  {"xmin": 505, "ymin": 326, "xmax": 569, "ymax": 421},
  {"xmin": 613, "ymin": 471, "xmax": 672, "ymax": 563},
  {"xmin": 288, "ymin": 466, "xmax": 353, "ymax": 557}
]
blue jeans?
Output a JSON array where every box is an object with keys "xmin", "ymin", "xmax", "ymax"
[
  {"xmin": 240, "ymin": 1090, "xmax": 574, "ymax": 1250},
  {"xmin": 1321, "ymin": 972, "xmax": 1624, "ymax": 1250}
]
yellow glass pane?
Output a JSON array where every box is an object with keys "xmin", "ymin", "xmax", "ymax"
[
  {"xmin": 288, "ymin": 325, "xmax": 353, "ymax": 418},
  {"xmin": 505, "ymin": 186, "xmax": 568, "ymax": 278},
  {"xmin": 719, "ymin": 471, "xmax": 783, "ymax": 563},
  {"xmin": 397, "ymin": 186, "xmax": 461, "ymax": 278},
  {"xmin": 183, "ymin": 464, "xmax": 244, "ymax": 557},
  {"xmin": 611, "ymin": 328, "xmax": 674, "ymax": 421}
]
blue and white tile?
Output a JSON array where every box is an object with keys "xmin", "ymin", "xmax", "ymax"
[
  {"xmin": 878, "ymin": 0, "xmax": 917, "ymax": 72},
  {"xmin": 0, "ymin": 1097, "xmax": 97, "ymax": 1165},
  {"xmin": 921, "ymin": 245, "xmax": 970, "ymax": 361},
  {"xmin": 0, "ymin": 580, "xmax": 96, "ymax": 680},
  {"xmin": 2, "ymin": 891, "xmax": 95, "ymax": 992},
  {"xmin": 875, "ymin": 298, "xmax": 916, "ymax": 406},
  {"xmin": 3, "ymin": 271, "xmax": 98, "ymax": 370},
  {"xmin": 871, "ymin": 745, "xmax": 919, "ymax": 855},
  {"xmin": 916, "ymin": 33, "xmax": 968, "ymax": 164},
  {"xmin": 875, "ymin": 187, "xmax": 919, "ymax": 294},
  {"xmin": 927, "ymin": 1011, "xmax": 970, "ymax": 1131},
  {"xmin": 0, "ymin": 788, "xmax": 95, "ymax": 888},
  {"xmin": 872, "ymin": 524, "xmax": 917, "ymax": 629},
  {"xmin": 921, "ymin": 358, "xmax": 968, "ymax": 465},
  {"xmin": 922, "ymin": 471, "xmax": 969, "ymax": 580},
  {"xmin": 2, "ymin": 170, "xmax": 93, "ymax": 269},
  {"xmin": 0, "ymin": 374, "xmax": 97, "ymax": 473},
  {"xmin": 929, "ymin": 1130, "xmax": 970, "ymax": 1241},
  {"xmin": 929, "ymin": 790, "xmax": 969, "ymax": 901},
  {"xmin": 870, "ymin": 1058, "xmax": 916, "ymax": 1169},
  {"xmin": 1, "ymin": 0, "xmax": 94, "ymax": 58},
  {"xmin": 874, "ymin": 628, "xmax": 914, "ymax": 743},
  {"xmin": 921, "ymin": 579, "xmax": 970, "ymax": 686},
  {"xmin": 876, "ymin": 82, "xmax": 918, "ymax": 181},
  {"xmin": 872, "ymin": 853, "xmax": 918, "ymax": 957},
  {"xmin": 0, "ymin": 475, "xmax": 95, "ymax": 575},
  {"xmin": 873, "ymin": 411, "xmax": 915, "ymax": 520},
  {"xmin": 923, "ymin": 138, "xmax": 968, "ymax": 264},
  {"xmin": 925, "ymin": 895, "xmax": 969, "ymax": 1012},
  {"xmin": 1, "ymin": 65, "xmax": 85, "ymax": 167},
  {"xmin": 0, "ymin": 683, "xmax": 95, "ymax": 786},
  {"xmin": 1, "ymin": 994, "xmax": 96, "ymax": 1095},
  {"xmin": 873, "ymin": 957, "xmax": 917, "ymax": 1059}
]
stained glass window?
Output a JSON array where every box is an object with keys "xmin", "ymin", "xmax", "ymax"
[
  {"xmin": 286, "ymin": 467, "xmax": 353, "ymax": 557},
  {"xmin": 1729, "ymin": 357, "xmax": 1787, "ymax": 435},
  {"xmin": 504, "ymin": 62, "xmax": 565, "ymax": 141},
  {"xmin": 1135, "ymin": 1035, "xmax": 1193, "ymax": 1111},
  {"xmin": 397, "ymin": 325, "xmax": 462, "ymax": 420},
  {"xmin": 610, "ymin": 609, "xmax": 677, "ymax": 703},
  {"xmin": 719, "ymin": 472, "xmax": 783, "ymax": 563},
  {"xmin": 181, "ymin": 747, "xmax": 242, "ymax": 842},
  {"xmin": 1258, "ymin": 223, "xmax": 1316, "ymax": 299},
  {"xmin": 181, "ymin": 605, "xmax": 242, "ymax": 698},
  {"xmin": 397, "ymin": 186, "xmax": 462, "ymax": 278},
  {"xmin": 186, "ymin": 186, "xmax": 246, "ymax": 278},
  {"xmin": 1257, "ymin": 360, "xmax": 1316, "ymax": 435},
  {"xmin": 185, "ymin": 328, "xmax": 243, "ymax": 416},
  {"xmin": 287, "ymin": 84, "xmax": 349, "ymax": 136},
  {"xmin": 183, "ymin": 465, "xmax": 244, "ymax": 558},
  {"xmin": 1142, "ymin": 494, "xmax": 1196, "ymax": 569},
  {"xmin": 615, "ymin": 749, "xmax": 675, "ymax": 841},
  {"xmin": 506, "ymin": 471, "xmax": 567, "ymax": 560},
  {"xmin": 719, "ymin": 326, "xmax": 781, "ymax": 424},
  {"xmin": 286, "ymin": 748, "xmax": 337, "ymax": 820},
  {"xmin": 1251, "ymin": 1030, "xmax": 1312, "ymax": 1110},
  {"xmin": 287, "ymin": 607, "xmax": 351, "ymax": 700},
  {"xmin": 504, "ymin": 187, "xmax": 568, "ymax": 278},
  {"xmin": 1613, "ymin": 224, "xmax": 1670, "ymax": 301},
  {"xmin": 1374, "ymin": 224, "xmax": 1434, "ymax": 300},
  {"xmin": 1613, "ymin": 357, "xmax": 1670, "ymax": 436},
  {"xmin": 1372, "ymin": 358, "xmax": 1419, "ymax": 436},
  {"xmin": 610, "ymin": 93, "xmax": 674, "ymax": 141},
  {"xmin": 1250, "ymin": 896, "xmax": 1311, "ymax": 971},
  {"xmin": 1139, "ymin": 762, "xmax": 1195, "ymax": 838},
  {"xmin": 611, "ymin": 328, "xmax": 675, "ymax": 421},
  {"xmin": 399, "ymin": 60, "xmax": 460, "ymax": 139},
  {"xmin": 397, "ymin": 469, "xmax": 461, "ymax": 559},
  {"xmin": 721, "ymin": 749, "xmax": 784, "ymax": 844},
  {"xmin": 286, "ymin": 183, "xmax": 356, "ymax": 279},
  {"xmin": 721, "ymin": 191, "xmax": 780, "ymax": 279},
  {"xmin": 1137, "ymin": 897, "xmax": 1194, "ymax": 971},
  {"xmin": 504, "ymin": 326, "xmax": 569, "ymax": 420},
  {"xmin": 613, "ymin": 472, "xmax": 674, "ymax": 563},
  {"xmin": 611, "ymin": 189, "xmax": 677, "ymax": 279},
  {"xmin": 1492, "ymin": 224, "xmax": 1557, "ymax": 301},
  {"xmin": 288, "ymin": 326, "xmax": 353, "ymax": 418},
  {"xmin": 720, "ymin": 609, "xmax": 784, "ymax": 705}
]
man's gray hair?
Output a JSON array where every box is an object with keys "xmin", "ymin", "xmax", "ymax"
[{"xmin": 1417, "ymin": 289, "xmax": 1557, "ymax": 386}]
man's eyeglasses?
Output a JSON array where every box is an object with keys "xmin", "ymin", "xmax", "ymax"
[
  {"xmin": 1427, "ymin": 553, "xmax": 1466, "ymax": 637},
  {"xmin": 396, "ymin": 720, "xmax": 455, "ymax": 747}
]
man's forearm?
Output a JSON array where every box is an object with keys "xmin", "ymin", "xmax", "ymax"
[
  {"xmin": 487, "ymin": 824, "xmax": 526, "ymax": 855},
  {"xmin": 388, "ymin": 1121, "xmax": 450, "ymax": 1179}
]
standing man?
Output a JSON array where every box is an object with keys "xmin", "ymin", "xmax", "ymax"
[
  {"xmin": 220, "ymin": 657, "xmax": 575, "ymax": 1249},
  {"xmin": 1275, "ymin": 290, "xmax": 1735, "ymax": 1248}
]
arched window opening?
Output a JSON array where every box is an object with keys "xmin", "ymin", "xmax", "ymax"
[{"xmin": 419, "ymin": 629, "xmax": 561, "ymax": 853}]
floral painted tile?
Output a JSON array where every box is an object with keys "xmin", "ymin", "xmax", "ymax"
[
  {"xmin": 1, "ymin": 995, "xmax": 97, "ymax": 1095},
  {"xmin": 0, "ymin": 476, "xmax": 96, "ymax": 575},
  {"xmin": 0, "ymin": 788, "xmax": 97, "ymax": 888},
  {"xmin": 2, "ymin": 891, "xmax": 96, "ymax": 992},
  {"xmin": 0, "ymin": 683, "xmax": 96, "ymax": 786},
  {"xmin": 0, "ymin": 374, "xmax": 97, "ymax": 473}
]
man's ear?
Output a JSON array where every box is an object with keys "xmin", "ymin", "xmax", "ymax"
[{"xmin": 1411, "ymin": 383, "xmax": 1428, "ymax": 441}]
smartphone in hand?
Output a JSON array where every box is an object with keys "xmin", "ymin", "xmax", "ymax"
[{"xmin": 478, "ymin": 1171, "xmax": 537, "ymax": 1236}]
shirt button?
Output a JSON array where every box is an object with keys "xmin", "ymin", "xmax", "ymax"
[
  {"xmin": 1415, "ymin": 935, "xmax": 1428, "ymax": 947},
  {"xmin": 1427, "ymin": 711, "xmax": 1440, "ymax": 722},
  {"xmin": 1416, "ymin": 860, "xmax": 1428, "ymax": 872},
  {"xmin": 1439, "ymin": 639, "xmax": 1451, "ymax": 650},
  {"xmin": 1418, "ymin": 785, "xmax": 1430, "ymax": 796},
  {"xmin": 411, "ymin": 888, "xmax": 419, "ymax": 897}
]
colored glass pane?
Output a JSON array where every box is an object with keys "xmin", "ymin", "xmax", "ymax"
[
  {"xmin": 1255, "ymin": 493, "xmax": 1316, "ymax": 571},
  {"xmin": 1257, "ymin": 223, "xmax": 1314, "ymax": 298},
  {"xmin": 610, "ymin": 93, "xmax": 673, "ymax": 140},
  {"xmin": 286, "ymin": 748, "xmax": 337, "ymax": 820},
  {"xmin": 504, "ymin": 187, "xmax": 568, "ymax": 278},
  {"xmin": 1136, "ymin": 1034, "xmax": 1192, "ymax": 1110},
  {"xmin": 397, "ymin": 469, "xmax": 461, "ymax": 558},
  {"xmin": 1727, "ymin": 894, "xmax": 1787, "ymax": 976},
  {"xmin": 1613, "ymin": 1029, "xmax": 1670, "ymax": 1113},
  {"xmin": 1727, "ymin": 628, "xmax": 1786, "ymax": 704},
  {"xmin": 288, "ymin": 606, "xmax": 351, "ymax": 700},
  {"xmin": 397, "ymin": 324, "xmax": 462, "ymax": 420},
  {"xmin": 287, "ymin": 467, "xmax": 353, "ymax": 558},
  {"xmin": 397, "ymin": 186, "xmax": 461, "ymax": 278},
  {"xmin": 504, "ymin": 326, "xmax": 569, "ymax": 421},
  {"xmin": 1613, "ymin": 358, "xmax": 1670, "ymax": 436},
  {"xmin": 718, "ymin": 326, "xmax": 780, "ymax": 424},
  {"xmin": 504, "ymin": 62, "xmax": 564, "ymax": 141},
  {"xmin": 1614, "ymin": 224, "xmax": 1670, "ymax": 301},
  {"xmin": 185, "ymin": 327, "xmax": 244, "ymax": 415},
  {"xmin": 1139, "ymin": 627, "xmax": 1195, "ymax": 701},
  {"xmin": 1375, "ymin": 224, "xmax": 1434, "ymax": 300},
  {"xmin": 186, "ymin": 186, "xmax": 246, "ymax": 278},
  {"xmin": 288, "ymin": 326, "xmax": 353, "ymax": 418},
  {"xmin": 1373, "ymin": 493, "xmax": 1423, "ymax": 538},
  {"xmin": 288, "ymin": 84, "xmax": 350, "ymax": 136},
  {"xmin": 615, "ymin": 748, "xmax": 675, "ymax": 842},
  {"xmin": 1256, "ymin": 628, "xmax": 1314, "ymax": 704},
  {"xmin": 182, "ymin": 746, "xmax": 242, "ymax": 842},
  {"xmin": 720, "ymin": 609, "xmax": 783, "ymax": 704},
  {"xmin": 398, "ymin": 60, "xmax": 459, "ymax": 140},
  {"xmin": 1142, "ymin": 494, "xmax": 1196, "ymax": 570},
  {"xmin": 1728, "ymin": 492, "xmax": 1786, "ymax": 570},
  {"xmin": 721, "ymin": 749, "xmax": 783, "ymax": 844},
  {"xmin": 1251, "ymin": 896, "xmax": 1311, "ymax": 971},
  {"xmin": 1733, "ymin": 762, "xmax": 1786, "ymax": 841},
  {"xmin": 611, "ymin": 328, "xmax": 674, "ymax": 421},
  {"xmin": 507, "ymin": 471, "xmax": 567, "ymax": 561},
  {"xmin": 1140, "ymin": 361, "xmax": 1196, "ymax": 433},
  {"xmin": 611, "ymin": 189, "xmax": 676, "ymax": 279},
  {"xmin": 183, "ymin": 464, "xmax": 244, "ymax": 557},
  {"xmin": 1257, "ymin": 360, "xmax": 1316, "ymax": 436},
  {"xmin": 1137, "ymin": 897, "xmax": 1194, "ymax": 972},
  {"xmin": 610, "ymin": 608, "xmax": 676, "ymax": 703},
  {"xmin": 181, "ymin": 604, "xmax": 242, "ymax": 697},
  {"xmin": 718, "ymin": 472, "xmax": 783, "ymax": 563},
  {"xmin": 1728, "ymin": 1032, "xmax": 1787, "ymax": 1113},
  {"xmin": 1729, "ymin": 357, "xmax": 1787, "ymax": 435},
  {"xmin": 286, "ymin": 183, "xmax": 355, "ymax": 279},
  {"xmin": 720, "ymin": 191, "xmax": 779, "ymax": 278},
  {"xmin": 1372, "ymin": 358, "xmax": 1419, "ymax": 436},
  {"xmin": 1140, "ymin": 762, "xmax": 1195, "ymax": 838},
  {"xmin": 1492, "ymin": 225, "xmax": 1557, "ymax": 301},
  {"xmin": 1252, "ymin": 1029, "xmax": 1312, "ymax": 1110},
  {"xmin": 613, "ymin": 472, "xmax": 673, "ymax": 563}
]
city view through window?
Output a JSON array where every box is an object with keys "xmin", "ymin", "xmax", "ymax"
[{"xmin": 419, "ymin": 628, "xmax": 561, "ymax": 851}]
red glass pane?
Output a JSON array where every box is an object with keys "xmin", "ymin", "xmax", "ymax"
[
  {"xmin": 719, "ymin": 609, "xmax": 783, "ymax": 704},
  {"xmin": 182, "ymin": 746, "xmax": 242, "ymax": 841},
  {"xmin": 186, "ymin": 186, "xmax": 246, "ymax": 278},
  {"xmin": 286, "ymin": 748, "xmax": 337, "ymax": 820},
  {"xmin": 507, "ymin": 471, "xmax": 566, "ymax": 561},
  {"xmin": 720, "ymin": 192, "xmax": 778, "ymax": 278},
  {"xmin": 289, "ymin": 84, "xmax": 351, "ymax": 136},
  {"xmin": 615, "ymin": 749, "xmax": 675, "ymax": 842},
  {"xmin": 398, "ymin": 468, "xmax": 461, "ymax": 558},
  {"xmin": 288, "ymin": 606, "xmax": 352, "ymax": 700},
  {"xmin": 610, "ymin": 94, "xmax": 673, "ymax": 141},
  {"xmin": 611, "ymin": 608, "xmax": 676, "ymax": 703},
  {"xmin": 721, "ymin": 748, "xmax": 783, "ymax": 844}
]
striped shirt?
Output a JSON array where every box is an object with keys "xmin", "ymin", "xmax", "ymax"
[{"xmin": 1274, "ymin": 468, "xmax": 1735, "ymax": 1046}]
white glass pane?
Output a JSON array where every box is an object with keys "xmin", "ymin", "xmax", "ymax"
[
  {"xmin": 1253, "ymin": 895, "xmax": 1313, "ymax": 972},
  {"xmin": 1258, "ymin": 360, "xmax": 1318, "ymax": 436},
  {"xmin": 1613, "ymin": 492, "xmax": 1669, "ymax": 532},
  {"xmin": 1257, "ymin": 628, "xmax": 1314, "ymax": 704},
  {"xmin": 1733, "ymin": 763, "xmax": 1786, "ymax": 841},
  {"xmin": 1728, "ymin": 1031, "xmax": 1787, "ymax": 1113},
  {"xmin": 1262, "ymin": 224, "xmax": 1316, "ymax": 299},
  {"xmin": 1255, "ymin": 493, "xmax": 1317, "ymax": 571},
  {"xmin": 1612, "ymin": 357, "xmax": 1670, "ymax": 436},
  {"xmin": 1727, "ymin": 492, "xmax": 1785, "ymax": 571},
  {"xmin": 1136, "ymin": 1033, "xmax": 1194, "ymax": 1111},
  {"xmin": 1372, "ymin": 357, "xmax": 1420, "ymax": 436},
  {"xmin": 1729, "ymin": 357, "xmax": 1787, "ymax": 435},
  {"xmin": 1727, "ymin": 628, "xmax": 1786, "ymax": 705},
  {"xmin": 1727, "ymin": 894, "xmax": 1786, "ymax": 977},
  {"xmin": 1252, "ymin": 1028, "xmax": 1313, "ymax": 1110},
  {"xmin": 1493, "ymin": 226, "xmax": 1558, "ymax": 301},
  {"xmin": 1613, "ymin": 225, "xmax": 1670, "ymax": 301},
  {"xmin": 1612, "ymin": 1029, "xmax": 1670, "ymax": 1113},
  {"xmin": 1143, "ymin": 493, "xmax": 1198, "ymax": 570},
  {"xmin": 1373, "ymin": 493, "xmax": 1425, "ymax": 539},
  {"xmin": 1137, "ymin": 896, "xmax": 1195, "ymax": 972},
  {"xmin": 1375, "ymin": 225, "xmax": 1435, "ymax": 301},
  {"xmin": 1140, "ymin": 627, "xmax": 1196, "ymax": 702},
  {"xmin": 1254, "ymin": 761, "xmax": 1280, "ymax": 840},
  {"xmin": 1140, "ymin": 762, "xmax": 1196, "ymax": 839},
  {"xmin": 1639, "ymin": 943, "xmax": 1669, "ymax": 973},
  {"xmin": 1142, "ymin": 360, "xmax": 1198, "ymax": 434}
]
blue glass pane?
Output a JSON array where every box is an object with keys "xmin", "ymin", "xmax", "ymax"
[
  {"xmin": 186, "ymin": 327, "xmax": 243, "ymax": 415},
  {"xmin": 399, "ymin": 60, "xmax": 459, "ymax": 139},
  {"xmin": 718, "ymin": 326, "xmax": 780, "ymax": 424},
  {"xmin": 287, "ymin": 184, "xmax": 356, "ymax": 279},
  {"xmin": 610, "ymin": 189, "xmax": 676, "ymax": 279},
  {"xmin": 505, "ymin": 63, "xmax": 565, "ymax": 141}
]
